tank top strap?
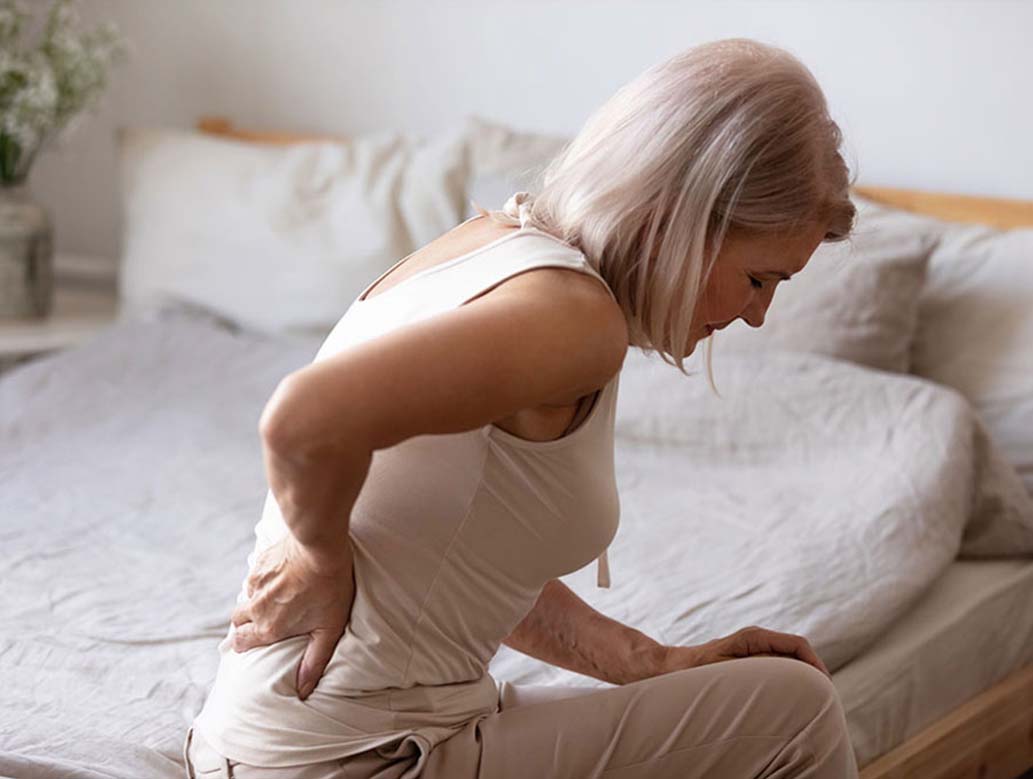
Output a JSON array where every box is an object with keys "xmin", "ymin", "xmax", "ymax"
[
  {"xmin": 405, "ymin": 197, "xmax": 614, "ymax": 313},
  {"xmin": 495, "ymin": 191, "xmax": 617, "ymax": 305},
  {"xmin": 596, "ymin": 547, "xmax": 611, "ymax": 588},
  {"xmin": 497, "ymin": 191, "xmax": 535, "ymax": 229},
  {"xmin": 440, "ymin": 240, "xmax": 610, "ymax": 309}
]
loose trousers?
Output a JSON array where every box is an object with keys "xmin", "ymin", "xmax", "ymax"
[{"xmin": 184, "ymin": 655, "xmax": 860, "ymax": 778}]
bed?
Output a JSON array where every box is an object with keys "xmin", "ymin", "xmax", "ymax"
[
  {"xmin": 825, "ymin": 186, "xmax": 1033, "ymax": 779},
  {"xmin": 1, "ymin": 116, "xmax": 1031, "ymax": 779}
]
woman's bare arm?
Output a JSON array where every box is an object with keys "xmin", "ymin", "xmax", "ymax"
[
  {"xmin": 257, "ymin": 276, "xmax": 626, "ymax": 559},
  {"xmin": 242, "ymin": 274, "xmax": 627, "ymax": 697},
  {"xmin": 258, "ymin": 409, "xmax": 371, "ymax": 565},
  {"xmin": 502, "ymin": 579, "xmax": 668, "ymax": 686}
]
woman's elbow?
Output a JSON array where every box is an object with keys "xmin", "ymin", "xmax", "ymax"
[{"xmin": 258, "ymin": 372, "xmax": 310, "ymax": 451}]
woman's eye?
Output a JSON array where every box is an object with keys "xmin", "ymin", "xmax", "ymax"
[{"xmin": 748, "ymin": 276, "xmax": 764, "ymax": 290}]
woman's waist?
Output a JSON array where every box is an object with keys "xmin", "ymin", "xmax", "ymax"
[
  {"xmin": 193, "ymin": 671, "xmax": 497, "ymax": 769},
  {"xmin": 364, "ymin": 670, "xmax": 501, "ymax": 721},
  {"xmin": 209, "ymin": 631, "xmax": 500, "ymax": 726}
]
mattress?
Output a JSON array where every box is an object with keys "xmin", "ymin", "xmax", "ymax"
[{"xmin": 834, "ymin": 556, "xmax": 1033, "ymax": 768}]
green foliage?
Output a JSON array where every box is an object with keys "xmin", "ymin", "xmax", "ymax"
[{"xmin": 0, "ymin": 0, "xmax": 128, "ymax": 184}]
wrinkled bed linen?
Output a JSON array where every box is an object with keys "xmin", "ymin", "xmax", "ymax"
[{"xmin": 1, "ymin": 306, "xmax": 1030, "ymax": 778}]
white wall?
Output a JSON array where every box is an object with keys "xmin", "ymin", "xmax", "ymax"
[{"xmin": 27, "ymin": 0, "xmax": 1033, "ymax": 267}]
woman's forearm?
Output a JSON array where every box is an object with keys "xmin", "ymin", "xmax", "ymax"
[
  {"xmin": 502, "ymin": 579, "xmax": 668, "ymax": 686},
  {"xmin": 259, "ymin": 379, "xmax": 372, "ymax": 565},
  {"xmin": 260, "ymin": 440, "xmax": 369, "ymax": 559}
]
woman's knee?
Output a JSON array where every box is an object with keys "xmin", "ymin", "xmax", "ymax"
[
  {"xmin": 745, "ymin": 655, "xmax": 841, "ymax": 709},
  {"xmin": 645, "ymin": 657, "xmax": 855, "ymax": 775},
  {"xmin": 764, "ymin": 655, "xmax": 836, "ymax": 690},
  {"xmin": 662, "ymin": 654, "xmax": 843, "ymax": 726},
  {"xmin": 747, "ymin": 656, "xmax": 858, "ymax": 774},
  {"xmin": 685, "ymin": 654, "xmax": 844, "ymax": 734}
]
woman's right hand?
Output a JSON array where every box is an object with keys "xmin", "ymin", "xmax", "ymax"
[
  {"xmin": 229, "ymin": 532, "xmax": 356, "ymax": 700},
  {"xmin": 660, "ymin": 625, "xmax": 832, "ymax": 679}
]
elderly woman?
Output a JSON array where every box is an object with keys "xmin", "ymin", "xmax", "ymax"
[{"xmin": 184, "ymin": 37, "xmax": 859, "ymax": 779}]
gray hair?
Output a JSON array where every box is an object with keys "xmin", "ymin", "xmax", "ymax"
[{"xmin": 476, "ymin": 37, "xmax": 857, "ymax": 388}]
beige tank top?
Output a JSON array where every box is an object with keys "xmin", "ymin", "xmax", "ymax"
[{"xmin": 192, "ymin": 192, "xmax": 622, "ymax": 769}]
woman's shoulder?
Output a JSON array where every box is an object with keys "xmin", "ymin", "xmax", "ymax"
[{"xmin": 415, "ymin": 216, "xmax": 627, "ymax": 360}]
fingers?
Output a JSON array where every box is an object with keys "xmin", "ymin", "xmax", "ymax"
[
  {"xmin": 230, "ymin": 601, "xmax": 268, "ymax": 653},
  {"xmin": 795, "ymin": 639, "xmax": 830, "ymax": 676},
  {"xmin": 783, "ymin": 637, "xmax": 830, "ymax": 678},
  {"xmin": 232, "ymin": 621, "xmax": 261, "ymax": 653},
  {"xmin": 742, "ymin": 626, "xmax": 831, "ymax": 678},
  {"xmin": 231, "ymin": 601, "xmax": 252, "ymax": 628},
  {"xmin": 245, "ymin": 568, "xmax": 264, "ymax": 599},
  {"xmin": 296, "ymin": 627, "xmax": 343, "ymax": 700},
  {"xmin": 787, "ymin": 641, "xmax": 829, "ymax": 676}
]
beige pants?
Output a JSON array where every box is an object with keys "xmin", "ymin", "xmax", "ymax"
[{"xmin": 183, "ymin": 656, "xmax": 859, "ymax": 778}]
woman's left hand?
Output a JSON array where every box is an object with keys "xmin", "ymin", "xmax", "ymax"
[
  {"xmin": 229, "ymin": 532, "xmax": 355, "ymax": 700},
  {"xmin": 656, "ymin": 626, "xmax": 832, "ymax": 679}
]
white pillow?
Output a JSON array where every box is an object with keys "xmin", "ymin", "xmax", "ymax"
[
  {"xmin": 714, "ymin": 195, "xmax": 943, "ymax": 374},
  {"xmin": 912, "ymin": 222, "xmax": 1033, "ymax": 501},
  {"xmin": 116, "ymin": 124, "xmax": 469, "ymax": 335}
]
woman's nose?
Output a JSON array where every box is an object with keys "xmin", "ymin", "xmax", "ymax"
[
  {"xmin": 740, "ymin": 302, "xmax": 766, "ymax": 328},
  {"xmin": 740, "ymin": 291, "xmax": 775, "ymax": 329}
]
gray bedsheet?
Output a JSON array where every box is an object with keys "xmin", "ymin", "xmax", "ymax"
[{"xmin": 1, "ymin": 307, "xmax": 323, "ymax": 779}]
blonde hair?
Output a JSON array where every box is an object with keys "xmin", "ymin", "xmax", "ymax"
[{"xmin": 474, "ymin": 38, "xmax": 857, "ymax": 391}]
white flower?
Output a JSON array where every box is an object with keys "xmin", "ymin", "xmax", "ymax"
[{"xmin": 0, "ymin": 0, "xmax": 127, "ymax": 182}]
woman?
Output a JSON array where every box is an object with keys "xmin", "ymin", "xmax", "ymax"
[{"xmin": 184, "ymin": 37, "xmax": 859, "ymax": 778}]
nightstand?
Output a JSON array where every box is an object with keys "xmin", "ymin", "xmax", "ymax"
[{"xmin": 0, "ymin": 253, "xmax": 119, "ymax": 375}]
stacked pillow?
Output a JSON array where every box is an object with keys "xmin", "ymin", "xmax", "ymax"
[
  {"xmin": 713, "ymin": 195, "xmax": 943, "ymax": 374},
  {"xmin": 911, "ymin": 222, "xmax": 1033, "ymax": 515},
  {"xmin": 718, "ymin": 204, "xmax": 1033, "ymax": 556},
  {"xmin": 116, "ymin": 123, "xmax": 469, "ymax": 336}
]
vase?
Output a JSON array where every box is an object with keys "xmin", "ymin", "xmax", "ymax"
[{"xmin": 0, "ymin": 177, "xmax": 54, "ymax": 319}]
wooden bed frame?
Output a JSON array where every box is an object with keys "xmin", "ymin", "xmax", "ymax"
[{"xmin": 196, "ymin": 115, "xmax": 1033, "ymax": 778}]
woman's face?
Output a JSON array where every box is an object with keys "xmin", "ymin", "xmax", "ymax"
[{"xmin": 685, "ymin": 223, "xmax": 829, "ymax": 354}]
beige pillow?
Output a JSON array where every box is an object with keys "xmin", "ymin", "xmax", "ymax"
[
  {"xmin": 912, "ymin": 221, "xmax": 1033, "ymax": 502},
  {"xmin": 715, "ymin": 195, "xmax": 943, "ymax": 374}
]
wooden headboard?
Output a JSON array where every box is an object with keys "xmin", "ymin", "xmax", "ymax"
[
  {"xmin": 196, "ymin": 115, "xmax": 1033, "ymax": 230},
  {"xmin": 850, "ymin": 185, "xmax": 1033, "ymax": 230},
  {"xmin": 196, "ymin": 116, "xmax": 344, "ymax": 146}
]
